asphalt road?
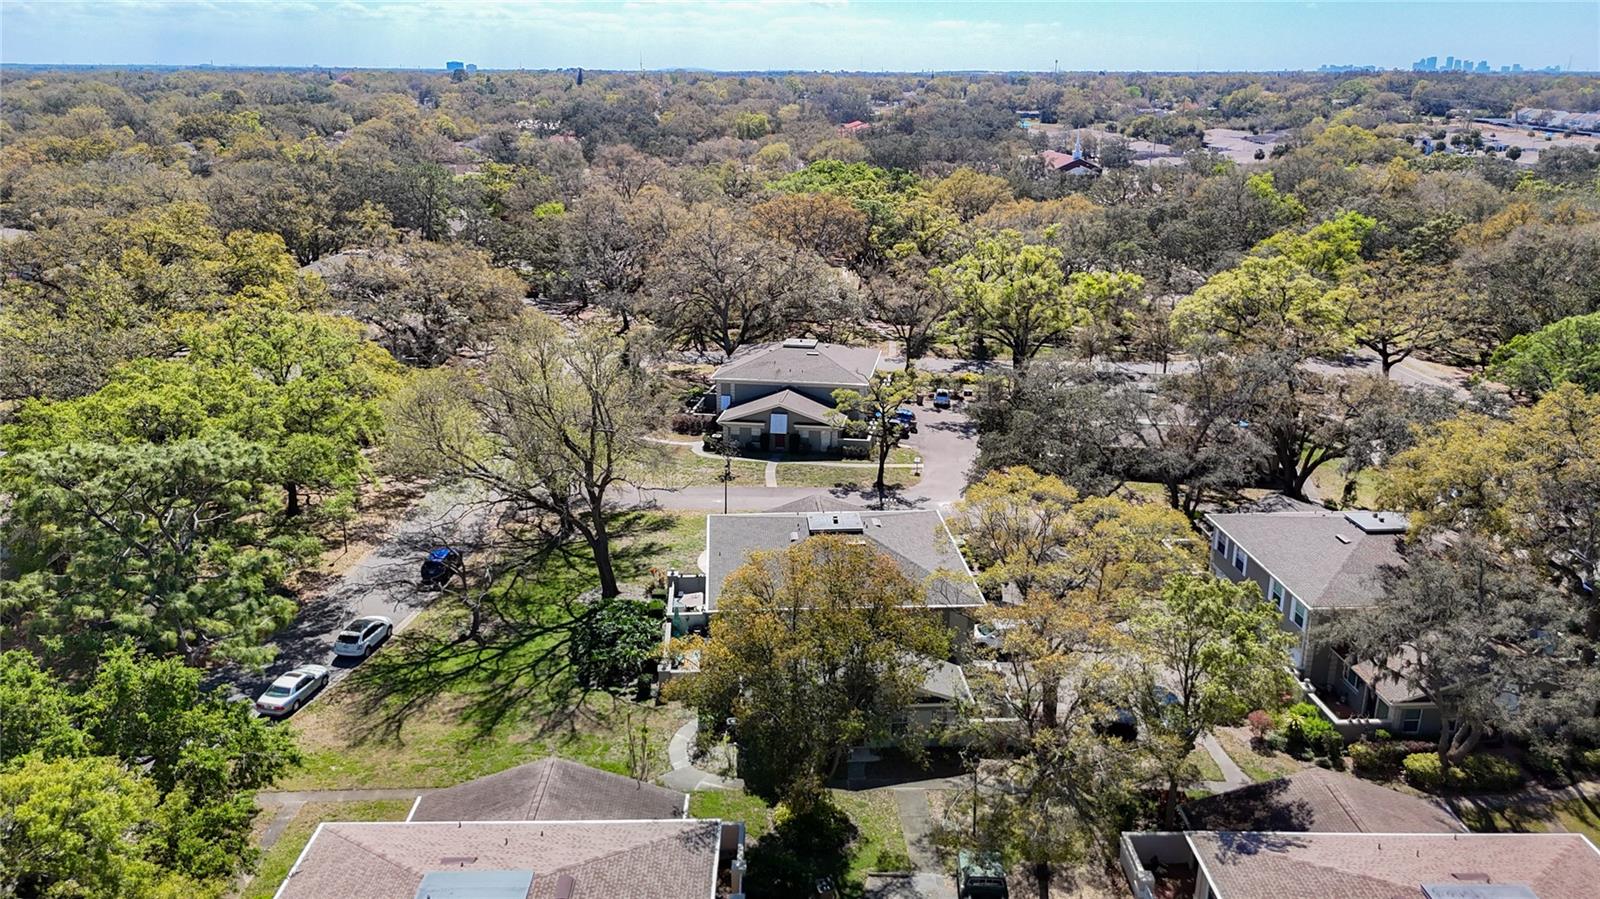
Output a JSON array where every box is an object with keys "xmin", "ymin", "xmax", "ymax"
[{"xmin": 211, "ymin": 484, "xmax": 490, "ymax": 706}]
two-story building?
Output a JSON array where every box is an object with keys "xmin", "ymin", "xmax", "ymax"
[
  {"xmin": 710, "ymin": 339, "xmax": 882, "ymax": 454},
  {"xmin": 663, "ymin": 503, "xmax": 985, "ymax": 742},
  {"xmin": 1204, "ymin": 509, "xmax": 1439, "ymax": 737}
]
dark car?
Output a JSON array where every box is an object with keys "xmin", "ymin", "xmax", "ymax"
[
  {"xmin": 420, "ymin": 547, "xmax": 463, "ymax": 589},
  {"xmin": 957, "ymin": 851, "xmax": 1008, "ymax": 899},
  {"xmin": 894, "ymin": 406, "xmax": 918, "ymax": 433}
]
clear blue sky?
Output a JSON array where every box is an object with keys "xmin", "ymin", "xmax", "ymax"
[{"xmin": 2, "ymin": 1, "xmax": 1596, "ymax": 73}]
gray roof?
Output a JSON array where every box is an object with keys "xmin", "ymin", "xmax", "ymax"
[
  {"xmin": 1207, "ymin": 511, "xmax": 1407, "ymax": 609},
  {"xmin": 764, "ymin": 495, "xmax": 863, "ymax": 514},
  {"xmin": 1182, "ymin": 768, "xmax": 1462, "ymax": 834},
  {"xmin": 1352, "ymin": 645, "xmax": 1430, "ymax": 704},
  {"xmin": 716, "ymin": 389, "xmax": 837, "ymax": 426},
  {"xmin": 277, "ymin": 819, "xmax": 721, "ymax": 899},
  {"xmin": 918, "ymin": 658, "xmax": 973, "ymax": 703},
  {"xmin": 703, "ymin": 509, "xmax": 983, "ymax": 610},
  {"xmin": 711, "ymin": 340, "xmax": 881, "ymax": 389},
  {"xmin": 409, "ymin": 758, "xmax": 686, "ymax": 823}
]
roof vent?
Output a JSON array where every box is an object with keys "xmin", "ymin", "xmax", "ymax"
[
  {"xmin": 782, "ymin": 338, "xmax": 819, "ymax": 349},
  {"xmin": 808, "ymin": 512, "xmax": 865, "ymax": 534},
  {"xmin": 554, "ymin": 874, "xmax": 577, "ymax": 899},
  {"xmin": 1420, "ymin": 884, "xmax": 1537, "ymax": 899},
  {"xmin": 1334, "ymin": 534, "xmax": 1351, "ymax": 545},
  {"xmin": 789, "ymin": 530, "xmax": 800, "ymax": 543},
  {"xmin": 1343, "ymin": 511, "xmax": 1408, "ymax": 535}
]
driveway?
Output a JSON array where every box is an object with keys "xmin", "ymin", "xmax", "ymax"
[{"xmin": 209, "ymin": 483, "xmax": 491, "ymax": 705}]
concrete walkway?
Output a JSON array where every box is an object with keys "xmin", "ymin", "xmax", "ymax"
[
  {"xmin": 253, "ymin": 788, "xmax": 434, "ymax": 851},
  {"xmin": 664, "ymin": 718, "xmax": 741, "ymax": 791},
  {"xmin": 1200, "ymin": 734, "xmax": 1253, "ymax": 793},
  {"xmin": 886, "ymin": 783, "xmax": 958, "ymax": 899},
  {"xmin": 763, "ymin": 460, "xmax": 779, "ymax": 488}
]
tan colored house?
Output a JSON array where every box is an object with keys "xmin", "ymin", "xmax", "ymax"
[{"xmin": 712, "ymin": 339, "xmax": 881, "ymax": 454}]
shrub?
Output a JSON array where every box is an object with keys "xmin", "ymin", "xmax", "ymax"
[
  {"xmin": 1458, "ymin": 754, "xmax": 1524, "ymax": 792},
  {"xmin": 1581, "ymin": 748, "xmax": 1600, "ymax": 772},
  {"xmin": 670, "ymin": 413, "xmax": 711, "ymax": 435},
  {"xmin": 1282, "ymin": 705, "xmax": 1337, "ymax": 759},
  {"xmin": 1318, "ymin": 731, "xmax": 1347, "ymax": 769},
  {"xmin": 1403, "ymin": 752, "xmax": 1444, "ymax": 790},
  {"xmin": 1246, "ymin": 710, "xmax": 1273, "ymax": 743},
  {"xmin": 873, "ymin": 848, "xmax": 912, "ymax": 872},
  {"xmin": 1404, "ymin": 752, "xmax": 1526, "ymax": 793},
  {"xmin": 1350, "ymin": 737, "xmax": 1426, "ymax": 776}
]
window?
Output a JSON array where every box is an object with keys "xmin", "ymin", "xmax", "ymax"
[
  {"xmin": 1401, "ymin": 708, "xmax": 1422, "ymax": 734},
  {"xmin": 1268, "ymin": 578, "xmax": 1285, "ymax": 611},
  {"xmin": 1375, "ymin": 699, "xmax": 1390, "ymax": 720},
  {"xmin": 1232, "ymin": 546, "xmax": 1247, "ymax": 575},
  {"xmin": 1343, "ymin": 663, "xmax": 1360, "ymax": 690},
  {"xmin": 1290, "ymin": 599, "xmax": 1308, "ymax": 629}
]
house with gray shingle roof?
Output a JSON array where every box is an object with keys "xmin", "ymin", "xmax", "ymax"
[
  {"xmin": 1204, "ymin": 509, "xmax": 1439, "ymax": 737},
  {"xmin": 663, "ymin": 507, "xmax": 983, "ymax": 742},
  {"xmin": 711, "ymin": 338, "xmax": 882, "ymax": 454}
]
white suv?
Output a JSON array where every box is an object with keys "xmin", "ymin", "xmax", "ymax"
[{"xmin": 332, "ymin": 616, "xmax": 393, "ymax": 659}]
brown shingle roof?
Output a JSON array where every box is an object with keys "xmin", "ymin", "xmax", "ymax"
[
  {"xmin": 1189, "ymin": 832, "xmax": 1600, "ymax": 899},
  {"xmin": 409, "ymin": 758, "xmax": 686, "ymax": 823},
  {"xmin": 1181, "ymin": 768, "xmax": 1462, "ymax": 834},
  {"xmin": 276, "ymin": 819, "xmax": 720, "ymax": 899}
]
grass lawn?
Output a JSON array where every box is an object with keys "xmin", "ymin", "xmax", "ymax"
[
  {"xmin": 632, "ymin": 444, "xmax": 765, "ymax": 489},
  {"xmin": 688, "ymin": 788, "xmax": 909, "ymax": 887},
  {"xmin": 832, "ymin": 789, "xmax": 911, "ymax": 880},
  {"xmin": 277, "ymin": 510, "xmax": 705, "ymax": 791},
  {"xmin": 690, "ymin": 789, "xmax": 779, "ymax": 842},
  {"xmin": 1308, "ymin": 461, "xmax": 1381, "ymax": 509},
  {"xmin": 1459, "ymin": 797, "xmax": 1600, "ymax": 845},
  {"xmin": 280, "ymin": 689, "xmax": 690, "ymax": 791},
  {"xmin": 1187, "ymin": 747, "xmax": 1225, "ymax": 783},
  {"xmin": 776, "ymin": 463, "xmax": 920, "ymax": 489},
  {"xmin": 1216, "ymin": 729, "xmax": 1309, "ymax": 783},
  {"xmin": 242, "ymin": 799, "xmax": 412, "ymax": 899}
]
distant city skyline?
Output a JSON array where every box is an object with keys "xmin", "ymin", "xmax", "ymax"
[{"xmin": 2, "ymin": 1, "xmax": 1596, "ymax": 74}]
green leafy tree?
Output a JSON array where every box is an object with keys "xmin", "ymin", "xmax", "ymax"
[
  {"xmin": 951, "ymin": 468, "xmax": 1196, "ymax": 732},
  {"xmin": 938, "ymin": 230, "xmax": 1083, "ymax": 368},
  {"xmin": 1328, "ymin": 537, "xmax": 1587, "ymax": 771},
  {"xmin": 1344, "ymin": 250, "xmax": 1456, "ymax": 376},
  {"xmin": 0, "ymin": 647, "xmax": 299, "ymax": 893},
  {"xmin": 384, "ymin": 314, "xmax": 665, "ymax": 598},
  {"xmin": 666, "ymin": 535, "xmax": 950, "ymax": 808},
  {"xmin": 0, "ymin": 439, "xmax": 298, "ymax": 667},
  {"xmin": 570, "ymin": 598, "xmax": 662, "ymax": 690},
  {"xmin": 185, "ymin": 308, "xmax": 399, "ymax": 516},
  {"xmin": 1132, "ymin": 573, "xmax": 1293, "ymax": 824},
  {"xmin": 1382, "ymin": 384, "xmax": 1600, "ymax": 641},
  {"xmin": 0, "ymin": 755, "xmax": 194, "ymax": 899},
  {"xmin": 832, "ymin": 370, "xmax": 917, "ymax": 508},
  {"xmin": 1487, "ymin": 311, "xmax": 1600, "ymax": 399}
]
